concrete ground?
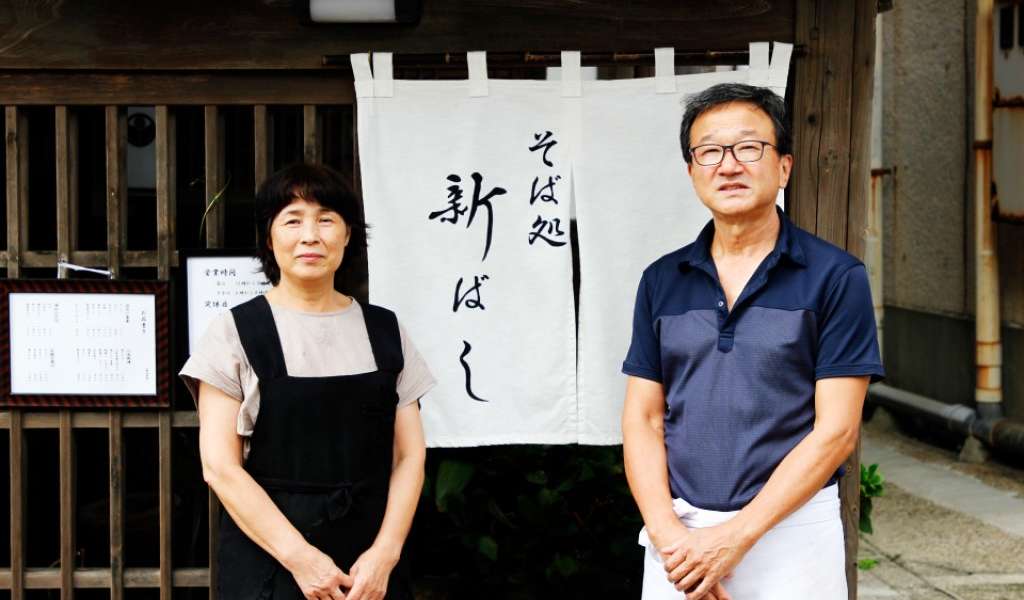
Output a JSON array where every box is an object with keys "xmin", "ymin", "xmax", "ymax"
[{"xmin": 857, "ymin": 411, "xmax": 1024, "ymax": 600}]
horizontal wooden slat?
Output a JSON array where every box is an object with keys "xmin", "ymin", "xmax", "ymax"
[
  {"xmin": 0, "ymin": 567, "xmax": 209, "ymax": 589},
  {"xmin": 0, "ymin": 411, "xmax": 198, "ymax": 429},
  {"xmin": 0, "ymin": 72, "xmax": 356, "ymax": 105},
  {"xmin": 22, "ymin": 249, "xmax": 178, "ymax": 268}
]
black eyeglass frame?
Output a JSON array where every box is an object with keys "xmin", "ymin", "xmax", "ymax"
[{"xmin": 688, "ymin": 140, "xmax": 778, "ymax": 166}]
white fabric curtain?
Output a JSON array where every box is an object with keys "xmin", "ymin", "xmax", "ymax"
[
  {"xmin": 574, "ymin": 44, "xmax": 791, "ymax": 444},
  {"xmin": 354, "ymin": 44, "xmax": 792, "ymax": 446},
  {"xmin": 356, "ymin": 53, "xmax": 578, "ymax": 446}
]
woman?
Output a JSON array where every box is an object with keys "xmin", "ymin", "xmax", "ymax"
[{"xmin": 181, "ymin": 163, "xmax": 434, "ymax": 600}]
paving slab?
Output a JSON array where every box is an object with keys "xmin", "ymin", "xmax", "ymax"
[
  {"xmin": 857, "ymin": 423, "xmax": 1024, "ymax": 600},
  {"xmin": 861, "ymin": 432, "xmax": 1024, "ymax": 538}
]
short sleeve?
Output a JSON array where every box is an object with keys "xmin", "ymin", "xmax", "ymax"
[
  {"xmin": 622, "ymin": 268, "xmax": 663, "ymax": 382},
  {"xmin": 396, "ymin": 321, "xmax": 436, "ymax": 408},
  {"xmin": 815, "ymin": 264, "xmax": 885, "ymax": 382},
  {"xmin": 179, "ymin": 312, "xmax": 248, "ymax": 405}
]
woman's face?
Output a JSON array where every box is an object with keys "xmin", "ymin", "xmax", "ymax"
[{"xmin": 268, "ymin": 197, "xmax": 350, "ymax": 286}]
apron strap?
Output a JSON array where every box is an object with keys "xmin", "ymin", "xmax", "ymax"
[
  {"xmin": 362, "ymin": 304, "xmax": 404, "ymax": 374},
  {"xmin": 231, "ymin": 295, "xmax": 289, "ymax": 381}
]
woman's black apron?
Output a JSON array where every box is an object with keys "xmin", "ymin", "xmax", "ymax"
[{"xmin": 217, "ymin": 296, "xmax": 413, "ymax": 599}]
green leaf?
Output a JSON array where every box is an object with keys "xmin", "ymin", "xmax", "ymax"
[
  {"xmin": 477, "ymin": 535, "xmax": 498, "ymax": 561},
  {"xmin": 550, "ymin": 553, "xmax": 579, "ymax": 578},
  {"xmin": 857, "ymin": 558, "xmax": 879, "ymax": 571},
  {"xmin": 435, "ymin": 459, "xmax": 475, "ymax": 513},
  {"xmin": 486, "ymin": 498, "xmax": 515, "ymax": 529},
  {"xmin": 525, "ymin": 470, "xmax": 548, "ymax": 485},
  {"xmin": 197, "ymin": 174, "xmax": 233, "ymax": 239},
  {"xmin": 517, "ymin": 493, "xmax": 541, "ymax": 521},
  {"xmin": 537, "ymin": 488, "xmax": 560, "ymax": 506},
  {"xmin": 861, "ymin": 463, "xmax": 885, "ymax": 499},
  {"xmin": 859, "ymin": 497, "xmax": 874, "ymax": 534}
]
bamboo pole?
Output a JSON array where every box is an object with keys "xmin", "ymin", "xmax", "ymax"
[{"xmin": 974, "ymin": 0, "xmax": 1002, "ymax": 419}]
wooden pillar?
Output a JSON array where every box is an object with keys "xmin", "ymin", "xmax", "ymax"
[
  {"xmin": 5, "ymin": 107, "xmax": 27, "ymax": 279},
  {"xmin": 303, "ymin": 105, "xmax": 321, "ymax": 163},
  {"xmin": 55, "ymin": 106, "xmax": 78, "ymax": 275},
  {"xmin": 791, "ymin": 1, "xmax": 878, "ymax": 597},
  {"xmin": 254, "ymin": 105, "xmax": 271, "ymax": 188},
  {"xmin": 105, "ymin": 106, "xmax": 126, "ymax": 279},
  {"xmin": 204, "ymin": 106, "xmax": 225, "ymax": 249},
  {"xmin": 109, "ymin": 412, "xmax": 124, "ymax": 600},
  {"xmin": 156, "ymin": 106, "xmax": 177, "ymax": 281},
  {"xmin": 9, "ymin": 410, "xmax": 24, "ymax": 600},
  {"xmin": 59, "ymin": 411, "xmax": 75, "ymax": 600}
]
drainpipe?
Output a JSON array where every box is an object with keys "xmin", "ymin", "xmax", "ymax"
[
  {"xmin": 869, "ymin": 384, "xmax": 1024, "ymax": 460},
  {"xmin": 974, "ymin": 0, "xmax": 1003, "ymax": 420},
  {"xmin": 867, "ymin": 11, "xmax": 887, "ymax": 357}
]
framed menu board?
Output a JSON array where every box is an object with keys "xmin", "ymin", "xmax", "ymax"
[{"xmin": 0, "ymin": 279, "xmax": 170, "ymax": 408}]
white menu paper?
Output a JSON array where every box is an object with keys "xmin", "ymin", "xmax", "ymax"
[
  {"xmin": 9, "ymin": 293, "xmax": 157, "ymax": 395},
  {"xmin": 186, "ymin": 255, "xmax": 271, "ymax": 353}
]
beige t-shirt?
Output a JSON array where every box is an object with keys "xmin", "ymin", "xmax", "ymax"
[{"xmin": 179, "ymin": 298, "xmax": 435, "ymax": 444}]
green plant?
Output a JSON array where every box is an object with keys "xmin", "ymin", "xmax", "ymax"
[
  {"xmin": 409, "ymin": 446, "xmax": 643, "ymax": 598},
  {"xmin": 197, "ymin": 175, "xmax": 232, "ymax": 238},
  {"xmin": 859, "ymin": 462, "xmax": 885, "ymax": 535},
  {"xmin": 857, "ymin": 558, "xmax": 879, "ymax": 571}
]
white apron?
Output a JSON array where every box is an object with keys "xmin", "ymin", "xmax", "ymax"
[{"xmin": 638, "ymin": 484, "xmax": 847, "ymax": 599}]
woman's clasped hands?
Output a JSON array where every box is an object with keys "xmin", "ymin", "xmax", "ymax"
[{"xmin": 287, "ymin": 544, "xmax": 354, "ymax": 600}]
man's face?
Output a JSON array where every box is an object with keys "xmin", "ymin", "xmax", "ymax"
[{"xmin": 686, "ymin": 101, "xmax": 793, "ymax": 219}]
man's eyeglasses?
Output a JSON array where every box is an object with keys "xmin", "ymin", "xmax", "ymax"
[{"xmin": 689, "ymin": 140, "xmax": 776, "ymax": 166}]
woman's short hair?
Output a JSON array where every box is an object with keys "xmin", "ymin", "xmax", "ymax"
[
  {"xmin": 255, "ymin": 163, "xmax": 368, "ymax": 287},
  {"xmin": 678, "ymin": 83, "xmax": 792, "ymax": 164}
]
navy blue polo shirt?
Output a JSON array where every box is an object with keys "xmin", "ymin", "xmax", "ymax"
[{"xmin": 622, "ymin": 208, "xmax": 884, "ymax": 511}]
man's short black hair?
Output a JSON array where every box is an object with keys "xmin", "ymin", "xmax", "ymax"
[
  {"xmin": 255, "ymin": 162, "xmax": 367, "ymax": 288},
  {"xmin": 679, "ymin": 83, "xmax": 791, "ymax": 164}
]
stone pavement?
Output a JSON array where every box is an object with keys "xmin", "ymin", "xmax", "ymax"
[{"xmin": 857, "ymin": 412, "xmax": 1024, "ymax": 600}]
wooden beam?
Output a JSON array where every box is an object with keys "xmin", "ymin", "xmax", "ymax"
[
  {"xmin": 5, "ymin": 107, "xmax": 27, "ymax": 278},
  {"xmin": 105, "ymin": 106, "xmax": 126, "ymax": 278},
  {"xmin": 203, "ymin": 106, "xmax": 225, "ymax": 248},
  {"xmin": 0, "ymin": 0, "xmax": 795, "ymax": 70},
  {"xmin": 9, "ymin": 410, "xmax": 24, "ymax": 600},
  {"xmin": 109, "ymin": 411, "xmax": 124, "ymax": 600},
  {"xmin": 59, "ymin": 411, "xmax": 75, "ymax": 600},
  {"xmin": 155, "ymin": 106, "xmax": 177, "ymax": 281},
  {"xmin": 0, "ymin": 72, "xmax": 357, "ymax": 106}
]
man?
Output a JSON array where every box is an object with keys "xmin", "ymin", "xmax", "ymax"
[{"xmin": 622, "ymin": 83, "xmax": 884, "ymax": 600}]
